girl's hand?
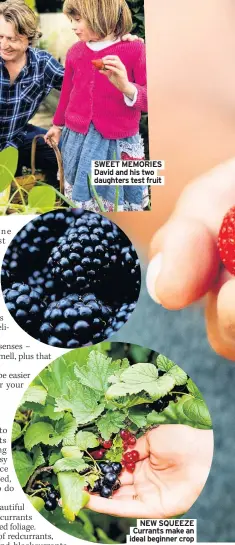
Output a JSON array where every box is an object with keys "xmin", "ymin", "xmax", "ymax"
[
  {"xmin": 101, "ymin": 55, "xmax": 136, "ymax": 99},
  {"xmin": 44, "ymin": 126, "xmax": 62, "ymax": 147},
  {"xmin": 121, "ymin": 33, "xmax": 144, "ymax": 43}
]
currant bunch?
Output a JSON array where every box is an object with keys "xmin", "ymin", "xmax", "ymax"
[
  {"xmin": 33, "ymin": 482, "xmax": 60, "ymax": 511},
  {"xmin": 89, "ymin": 462, "xmax": 122, "ymax": 498}
]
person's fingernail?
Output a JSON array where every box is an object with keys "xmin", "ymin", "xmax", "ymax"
[{"xmin": 146, "ymin": 253, "xmax": 162, "ymax": 304}]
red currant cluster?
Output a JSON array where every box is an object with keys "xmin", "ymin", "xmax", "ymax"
[{"xmin": 120, "ymin": 429, "xmax": 140, "ymax": 473}]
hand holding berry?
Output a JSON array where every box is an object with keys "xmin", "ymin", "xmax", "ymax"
[
  {"xmin": 146, "ymin": 157, "xmax": 235, "ymax": 360},
  {"xmin": 100, "ymin": 55, "xmax": 136, "ymax": 100},
  {"xmin": 87, "ymin": 425, "xmax": 213, "ymax": 518}
]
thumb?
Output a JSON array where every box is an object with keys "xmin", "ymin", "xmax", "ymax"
[{"xmin": 146, "ymin": 216, "xmax": 219, "ymax": 309}]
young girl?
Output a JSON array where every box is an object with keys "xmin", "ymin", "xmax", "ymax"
[{"xmin": 45, "ymin": 0, "xmax": 148, "ymax": 211}]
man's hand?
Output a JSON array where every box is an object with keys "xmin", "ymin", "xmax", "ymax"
[
  {"xmin": 44, "ymin": 125, "xmax": 62, "ymax": 147},
  {"xmin": 87, "ymin": 425, "xmax": 213, "ymax": 518},
  {"xmin": 146, "ymin": 158, "xmax": 235, "ymax": 360}
]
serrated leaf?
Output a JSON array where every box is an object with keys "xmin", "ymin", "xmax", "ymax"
[
  {"xmin": 186, "ymin": 378, "xmax": 203, "ymax": 399},
  {"xmin": 55, "ymin": 381, "xmax": 105, "ymax": 425},
  {"xmin": 74, "ymin": 352, "xmax": 113, "ymax": 392},
  {"xmin": 75, "ymin": 431, "xmax": 99, "ymax": 451},
  {"xmin": 13, "ymin": 451, "xmax": 35, "ymax": 487},
  {"xmin": 55, "ymin": 413, "xmax": 77, "ymax": 446},
  {"xmin": 106, "ymin": 382, "xmax": 137, "ymax": 398},
  {"xmin": 12, "ymin": 446, "xmax": 44, "ymax": 487},
  {"xmin": 49, "ymin": 451, "xmax": 62, "ymax": 465},
  {"xmin": 53, "ymin": 458, "xmax": 88, "ymax": 474},
  {"xmin": 24, "ymin": 422, "xmax": 58, "ymax": 450},
  {"xmin": 28, "ymin": 185, "xmax": 56, "ymax": 211},
  {"xmin": 85, "ymin": 473, "xmax": 99, "ymax": 488},
  {"xmin": 167, "ymin": 365, "xmax": 187, "ymax": 386},
  {"xmin": 0, "ymin": 147, "xmax": 18, "ymax": 191},
  {"xmin": 23, "ymin": 402, "xmax": 64, "ymax": 421},
  {"xmin": 105, "ymin": 434, "xmax": 123, "ymax": 462},
  {"xmin": 61, "ymin": 447, "xmax": 83, "ymax": 459},
  {"xmin": 181, "ymin": 397, "xmax": 212, "ymax": 428},
  {"xmin": 21, "ymin": 385, "xmax": 47, "ymax": 406},
  {"xmin": 128, "ymin": 407, "xmax": 148, "ymax": 428},
  {"xmin": 12, "ymin": 422, "xmax": 22, "ymax": 441},
  {"xmin": 58, "ymin": 472, "xmax": 89, "ymax": 521},
  {"xmin": 97, "ymin": 411, "xmax": 126, "ymax": 440},
  {"xmin": 157, "ymin": 354, "xmax": 175, "ymax": 372},
  {"xmin": 26, "ymin": 495, "xmax": 45, "ymax": 512},
  {"xmin": 39, "ymin": 357, "xmax": 77, "ymax": 398}
]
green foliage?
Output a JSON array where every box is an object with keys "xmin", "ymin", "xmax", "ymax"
[{"xmin": 12, "ymin": 344, "xmax": 212, "ymax": 537}]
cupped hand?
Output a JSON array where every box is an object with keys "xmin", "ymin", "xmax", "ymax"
[
  {"xmin": 87, "ymin": 425, "xmax": 213, "ymax": 518},
  {"xmin": 146, "ymin": 158, "xmax": 235, "ymax": 360}
]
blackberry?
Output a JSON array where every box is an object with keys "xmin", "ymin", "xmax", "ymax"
[
  {"xmin": 106, "ymin": 302, "xmax": 137, "ymax": 335},
  {"xmin": 39, "ymin": 293, "xmax": 113, "ymax": 347},
  {"xmin": 47, "ymin": 214, "xmax": 121, "ymax": 292},
  {"xmin": 3, "ymin": 283, "xmax": 44, "ymax": 335}
]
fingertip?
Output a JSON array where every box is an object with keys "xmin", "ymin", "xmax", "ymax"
[{"xmin": 146, "ymin": 253, "xmax": 162, "ymax": 304}]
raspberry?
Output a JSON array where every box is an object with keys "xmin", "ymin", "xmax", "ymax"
[{"xmin": 218, "ymin": 206, "xmax": 235, "ymax": 275}]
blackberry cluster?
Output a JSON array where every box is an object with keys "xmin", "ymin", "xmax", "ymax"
[
  {"xmin": 33, "ymin": 482, "xmax": 60, "ymax": 511},
  {"xmin": 2, "ymin": 210, "xmax": 141, "ymax": 347},
  {"xmin": 89, "ymin": 462, "xmax": 122, "ymax": 498}
]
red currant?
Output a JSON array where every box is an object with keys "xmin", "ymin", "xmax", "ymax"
[
  {"xmin": 92, "ymin": 448, "xmax": 105, "ymax": 460},
  {"xmin": 102, "ymin": 440, "xmax": 113, "ymax": 449},
  {"xmin": 123, "ymin": 441, "xmax": 129, "ymax": 451},
  {"xmin": 123, "ymin": 451, "xmax": 134, "ymax": 462},
  {"xmin": 128, "ymin": 435, "xmax": 137, "ymax": 446},
  {"xmin": 120, "ymin": 429, "xmax": 130, "ymax": 440},
  {"xmin": 125, "ymin": 462, "xmax": 135, "ymax": 473},
  {"xmin": 130, "ymin": 450, "xmax": 139, "ymax": 462}
]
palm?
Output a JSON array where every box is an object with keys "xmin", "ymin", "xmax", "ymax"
[{"xmin": 88, "ymin": 425, "xmax": 213, "ymax": 518}]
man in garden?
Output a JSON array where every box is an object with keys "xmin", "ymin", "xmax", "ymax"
[{"xmin": 0, "ymin": 0, "xmax": 142, "ymax": 186}]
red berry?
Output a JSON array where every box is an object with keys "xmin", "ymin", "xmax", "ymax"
[
  {"xmin": 128, "ymin": 435, "xmax": 136, "ymax": 446},
  {"xmin": 218, "ymin": 206, "xmax": 235, "ymax": 275},
  {"xmin": 130, "ymin": 450, "xmax": 139, "ymax": 462},
  {"xmin": 102, "ymin": 440, "xmax": 113, "ymax": 449},
  {"xmin": 123, "ymin": 441, "xmax": 129, "ymax": 451},
  {"xmin": 125, "ymin": 462, "xmax": 135, "ymax": 473},
  {"xmin": 92, "ymin": 448, "xmax": 105, "ymax": 460},
  {"xmin": 120, "ymin": 429, "xmax": 130, "ymax": 440},
  {"xmin": 123, "ymin": 451, "xmax": 134, "ymax": 462}
]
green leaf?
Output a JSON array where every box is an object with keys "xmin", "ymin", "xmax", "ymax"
[
  {"xmin": 26, "ymin": 495, "xmax": 45, "ymax": 512},
  {"xmin": 43, "ymin": 508, "xmax": 96, "ymax": 541},
  {"xmin": 55, "ymin": 413, "xmax": 77, "ymax": 446},
  {"xmin": 61, "ymin": 446, "xmax": 83, "ymax": 459},
  {"xmin": 74, "ymin": 351, "xmax": 113, "ymax": 392},
  {"xmin": 55, "ymin": 381, "xmax": 105, "ymax": 425},
  {"xmin": 75, "ymin": 431, "xmax": 99, "ymax": 451},
  {"xmin": 53, "ymin": 458, "xmax": 88, "ymax": 474},
  {"xmin": 49, "ymin": 451, "xmax": 62, "ymax": 465},
  {"xmin": 97, "ymin": 411, "xmax": 126, "ymax": 440},
  {"xmin": 58, "ymin": 472, "xmax": 89, "ymax": 521},
  {"xmin": 12, "ymin": 446, "xmax": 44, "ymax": 487},
  {"xmin": 167, "ymin": 365, "xmax": 188, "ymax": 386},
  {"xmin": 23, "ymin": 401, "xmax": 64, "ymax": 421},
  {"xmin": 0, "ymin": 147, "xmax": 18, "ymax": 191},
  {"xmin": 181, "ymin": 396, "xmax": 212, "ymax": 428},
  {"xmin": 21, "ymin": 385, "xmax": 47, "ymax": 406},
  {"xmin": 39, "ymin": 357, "xmax": 77, "ymax": 398},
  {"xmin": 12, "ymin": 422, "xmax": 22, "ymax": 441},
  {"xmin": 24, "ymin": 416, "xmax": 77, "ymax": 450},
  {"xmin": 104, "ymin": 433, "xmax": 123, "ymax": 462},
  {"xmin": 128, "ymin": 407, "xmax": 148, "ymax": 428},
  {"xmin": 85, "ymin": 473, "xmax": 99, "ymax": 489},
  {"xmin": 156, "ymin": 354, "xmax": 175, "ymax": 372},
  {"xmin": 186, "ymin": 378, "xmax": 203, "ymax": 399},
  {"xmin": 13, "ymin": 451, "xmax": 35, "ymax": 487},
  {"xmin": 28, "ymin": 185, "xmax": 56, "ymax": 211}
]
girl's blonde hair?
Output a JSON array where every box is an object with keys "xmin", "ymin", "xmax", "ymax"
[
  {"xmin": 63, "ymin": 0, "xmax": 133, "ymax": 38},
  {"xmin": 0, "ymin": 0, "xmax": 42, "ymax": 46}
]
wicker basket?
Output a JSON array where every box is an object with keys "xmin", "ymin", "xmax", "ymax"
[{"xmin": 11, "ymin": 134, "xmax": 64, "ymax": 204}]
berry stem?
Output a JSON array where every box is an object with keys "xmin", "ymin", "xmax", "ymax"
[{"xmin": 25, "ymin": 466, "xmax": 53, "ymax": 494}]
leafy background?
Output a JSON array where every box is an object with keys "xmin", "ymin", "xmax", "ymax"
[{"xmin": 12, "ymin": 343, "xmax": 212, "ymax": 543}]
